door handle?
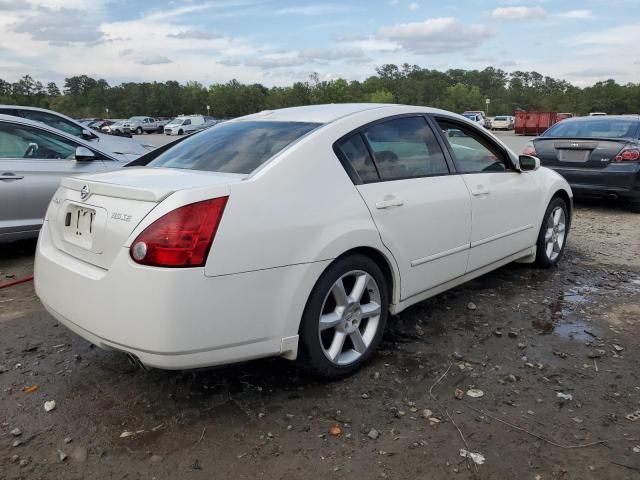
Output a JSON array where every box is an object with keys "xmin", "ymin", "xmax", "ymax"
[
  {"xmin": 375, "ymin": 198, "xmax": 404, "ymax": 209},
  {"xmin": 471, "ymin": 185, "xmax": 490, "ymax": 196},
  {"xmin": 0, "ymin": 173, "xmax": 24, "ymax": 180}
]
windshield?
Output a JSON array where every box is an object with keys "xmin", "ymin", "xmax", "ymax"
[
  {"xmin": 166, "ymin": 119, "xmax": 183, "ymax": 126},
  {"xmin": 543, "ymin": 119, "xmax": 639, "ymax": 139},
  {"xmin": 147, "ymin": 121, "xmax": 321, "ymax": 174},
  {"xmin": 463, "ymin": 114, "xmax": 478, "ymax": 121}
]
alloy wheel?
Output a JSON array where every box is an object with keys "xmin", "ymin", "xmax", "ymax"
[
  {"xmin": 544, "ymin": 206, "xmax": 566, "ymax": 261},
  {"xmin": 318, "ymin": 270, "xmax": 382, "ymax": 366}
]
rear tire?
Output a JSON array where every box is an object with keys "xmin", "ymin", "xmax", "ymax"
[
  {"xmin": 297, "ymin": 254, "xmax": 389, "ymax": 379},
  {"xmin": 535, "ymin": 197, "xmax": 569, "ymax": 268},
  {"xmin": 627, "ymin": 201, "xmax": 640, "ymax": 213}
]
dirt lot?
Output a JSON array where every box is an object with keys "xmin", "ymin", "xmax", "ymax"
[{"xmin": 1, "ymin": 201, "xmax": 639, "ymax": 480}]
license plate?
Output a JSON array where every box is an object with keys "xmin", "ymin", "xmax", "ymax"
[
  {"xmin": 65, "ymin": 205, "xmax": 96, "ymax": 244},
  {"xmin": 559, "ymin": 149, "xmax": 589, "ymax": 162}
]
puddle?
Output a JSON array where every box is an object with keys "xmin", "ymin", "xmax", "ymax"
[
  {"xmin": 532, "ymin": 288, "xmax": 600, "ymax": 341},
  {"xmin": 552, "ymin": 319, "xmax": 596, "ymax": 342}
]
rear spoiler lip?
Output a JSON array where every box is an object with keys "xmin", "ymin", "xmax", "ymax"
[{"xmin": 535, "ymin": 136, "xmax": 635, "ymax": 143}]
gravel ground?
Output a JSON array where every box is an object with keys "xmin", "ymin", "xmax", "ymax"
[{"xmin": 1, "ymin": 197, "xmax": 639, "ymax": 479}]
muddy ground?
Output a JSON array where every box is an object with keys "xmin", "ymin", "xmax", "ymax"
[{"xmin": 1, "ymin": 200, "xmax": 639, "ymax": 480}]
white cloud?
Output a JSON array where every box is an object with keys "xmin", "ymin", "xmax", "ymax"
[
  {"xmin": 408, "ymin": 3, "xmax": 419, "ymax": 11},
  {"xmin": 377, "ymin": 17, "xmax": 493, "ymax": 54},
  {"xmin": 491, "ymin": 6, "xmax": 546, "ymax": 21},
  {"xmin": 167, "ymin": 29, "xmax": 223, "ymax": 40},
  {"xmin": 136, "ymin": 55, "xmax": 173, "ymax": 65},
  {"xmin": 11, "ymin": 6, "xmax": 104, "ymax": 43},
  {"xmin": 276, "ymin": 4, "xmax": 350, "ymax": 15},
  {"xmin": 557, "ymin": 9, "xmax": 593, "ymax": 19},
  {"xmin": 299, "ymin": 48, "xmax": 364, "ymax": 61}
]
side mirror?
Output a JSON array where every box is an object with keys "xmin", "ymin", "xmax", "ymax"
[
  {"xmin": 75, "ymin": 146, "xmax": 96, "ymax": 161},
  {"xmin": 82, "ymin": 128, "xmax": 96, "ymax": 140},
  {"xmin": 518, "ymin": 154, "xmax": 540, "ymax": 172}
]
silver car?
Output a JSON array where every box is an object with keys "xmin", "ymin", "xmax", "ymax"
[
  {"xmin": 0, "ymin": 115, "xmax": 131, "ymax": 242},
  {"xmin": 0, "ymin": 105, "xmax": 154, "ymax": 161}
]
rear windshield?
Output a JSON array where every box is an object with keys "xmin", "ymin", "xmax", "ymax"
[
  {"xmin": 147, "ymin": 121, "xmax": 320, "ymax": 174},
  {"xmin": 463, "ymin": 114, "xmax": 478, "ymax": 120},
  {"xmin": 494, "ymin": 116, "xmax": 508, "ymax": 121},
  {"xmin": 544, "ymin": 119, "xmax": 639, "ymax": 139}
]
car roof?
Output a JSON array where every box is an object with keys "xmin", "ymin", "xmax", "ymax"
[
  {"xmin": 235, "ymin": 103, "xmax": 453, "ymax": 124},
  {"xmin": 0, "ymin": 104, "xmax": 87, "ymax": 126},
  {"xmin": 0, "ymin": 113, "xmax": 115, "ymax": 159},
  {"xmin": 558, "ymin": 114, "xmax": 639, "ymax": 123}
]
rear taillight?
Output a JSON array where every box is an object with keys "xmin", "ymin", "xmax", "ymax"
[
  {"xmin": 614, "ymin": 147, "xmax": 640, "ymax": 162},
  {"xmin": 130, "ymin": 197, "xmax": 228, "ymax": 267},
  {"xmin": 522, "ymin": 141, "xmax": 537, "ymax": 156}
]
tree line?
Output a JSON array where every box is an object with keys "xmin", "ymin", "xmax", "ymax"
[{"xmin": 1, "ymin": 64, "xmax": 639, "ymax": 119}]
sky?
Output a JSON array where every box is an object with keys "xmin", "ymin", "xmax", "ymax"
[{"xmin": 0, "ymin": 0, "xmax": 639, "ymax": 88}]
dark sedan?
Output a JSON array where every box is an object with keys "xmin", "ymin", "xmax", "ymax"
[{"xmin": 523, "ymin": 115, "xmax": 640, "ymax": 212}]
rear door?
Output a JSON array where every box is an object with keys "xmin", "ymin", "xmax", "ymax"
[
  {"xmin": 336, "ymin": 115, "xmax": 472, "ymax": 300},
  {"xmin": 434, "ymin": 117, "xmax": 540, "ymax": 272},
  {"xmin": 0, "ymin": 121, "xmax": 110, "ymax": 236}
]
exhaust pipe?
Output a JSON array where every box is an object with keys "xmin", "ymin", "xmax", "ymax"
[
  {"xmin": 126, "ymin": 353, "xmax": 147, "ymax": 371},
  {"xmin": 607, "ymin": 193, "xmax": 619, "ymax": 200}
]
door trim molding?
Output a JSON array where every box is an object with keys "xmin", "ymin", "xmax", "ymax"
[
  {"xmin": 470, "ymin": 224, "xmax": 533, "ymax": 249},
  {"xmin": 410, "ymin": 243, "xmax": 468, "ymax": 267}
]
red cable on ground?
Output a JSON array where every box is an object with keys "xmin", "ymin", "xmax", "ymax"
[{"xmin": 0, "ymin": 275, "xmax": 34, "ymax": 289}]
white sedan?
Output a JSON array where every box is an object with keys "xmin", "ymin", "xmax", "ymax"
[{"xmin": 34, "ymin": 104, "xmax": 572, "ymax": 378}]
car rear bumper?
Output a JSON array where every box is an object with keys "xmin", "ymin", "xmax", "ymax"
[
  {"xmin": 34, "ymin": 222, "xmax": 328, "ymax": 369},
  {"xmin": 549, "ymin": 165, "xmax": 640, "ymax": 201}
]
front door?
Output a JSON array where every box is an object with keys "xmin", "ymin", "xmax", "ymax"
[
  {"xmin": 434, "ymin": 118, "xmax": 541, "ymax": 272},
  {"xmin": 335, "ymin": 115, "xmax": 472, "ymax": 300}
]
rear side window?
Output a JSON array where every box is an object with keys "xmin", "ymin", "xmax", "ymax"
[
  {"xmin": 147, "ymin": 121, "xmax": 320, "ymax": 174},
  {"xmin": 336, "ymin": 134, "xmax": 379, "ymax": 183},
  {"xmin": 361, "ymin": 116, "xmax": 449, "ymax": 180}
]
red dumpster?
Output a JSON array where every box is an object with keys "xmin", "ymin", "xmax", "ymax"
[{"xmin": 515, "ymin": 111, "xmax": 557, "ymax": 135}]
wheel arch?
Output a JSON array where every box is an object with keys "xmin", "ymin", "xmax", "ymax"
[
  {"xmin": 333, "ymin": 246, "xmax": 398, "ymax": 306},
  {"xmin": 552, "ymin": 188, "xmax": 572, "ymax": 221}
]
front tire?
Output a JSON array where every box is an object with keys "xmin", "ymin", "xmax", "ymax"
[
  {"xmin": 535, "ymin": 197, "xmax": 569, "ymax": 268},
  {"xmin": 136, "ymin": 127, "xmax": 143, "ymax": 135},
  {"xmin": 297, "ymin": 254, "xmax": 389, "ymax": 379},
  {"xmin": 178, "ymin": 129, "xmax": 184, "ymax": 135}
]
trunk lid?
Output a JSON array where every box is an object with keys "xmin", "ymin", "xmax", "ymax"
[
  {"xmin": 534, "ymin": 137, "xmax": 631, "ymax": 169},
  {"xmin": 47, "ymin": 167, "xmax": 244, "ymax": 269}
]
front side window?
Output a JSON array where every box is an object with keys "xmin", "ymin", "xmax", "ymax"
[
  {"xmin": 361, "ymin": 116, "xmax": 449, "ymax": 180},
  {"xmin": 183, "ymin": 119, "xmax": 191, "ymax": 126},
  {"xmin": 436, "ymin": 119, "xmax": 508, "ymax": 173},
  {"xmin": 18, "ymin": 110, "xmax": 85, "ymax": 138},
  {"xmin": 0, "ymin": 122, "xmax": 79, "ymax": 159},
  {"xmin": 147, "ymin": 121, "xmax": 320, "ymax": 174}
]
